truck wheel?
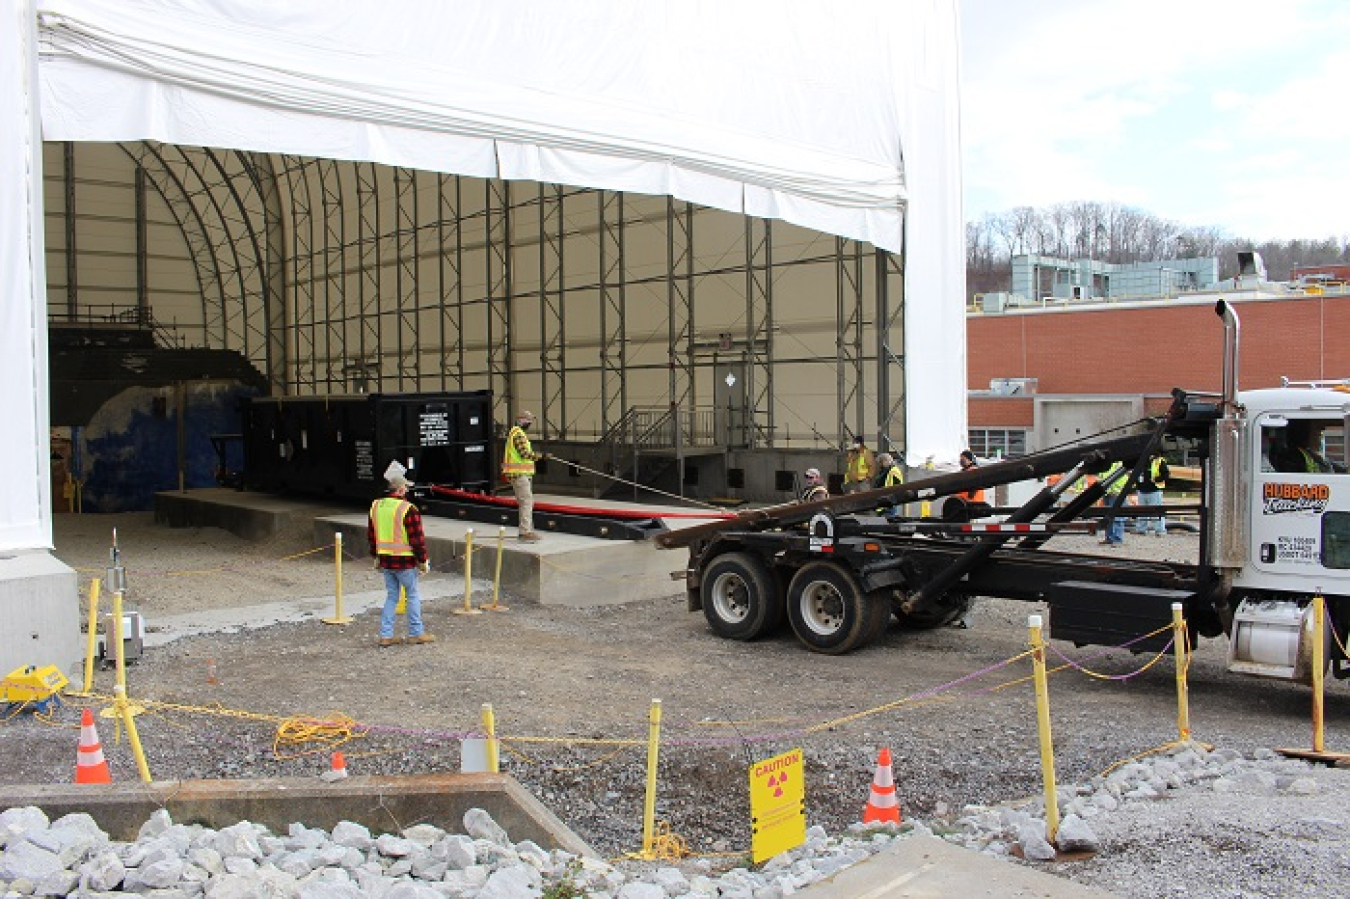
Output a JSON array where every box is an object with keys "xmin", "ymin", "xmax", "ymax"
[
  {"xmin": 863, "ymin": 590, "xmax": 894, "ymax": 645},
  {"xmin": 786, "ymin": 561, "xmax": 871, "ymax": 654},
  {"xmin": 894, "ymin": 593, "xmax": 973, "ymax": 630},
  {"xmin": 700, "ymin": 552, "xmax": 782, "ymax": 640}
]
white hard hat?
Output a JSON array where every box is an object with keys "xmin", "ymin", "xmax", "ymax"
[{"xmin": 804, "ymin": 468, "xmax": 821, "ymax": 481}]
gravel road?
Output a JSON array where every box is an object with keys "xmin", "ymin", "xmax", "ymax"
[{"xmin": 3, "ymin": 511, "xmax": 1349, "ymax": 898}]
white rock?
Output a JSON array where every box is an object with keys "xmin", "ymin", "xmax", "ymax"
[
  {"xmin": 82, "ymin": 850, "xmax": 127, "ymax": 892},
  {"xmin": 0, "ymin": 840, "xmax": 63, "ymax": 882},
  {"xmin": 477, "ymin": 864, "xmax": 542, "ymax": 898},
  {"xmin": 383, "ymin": 882, "xmax": 443, "ymax": 899},
  {"xmin": 33, "ymin": 867, "xmax": 79, "ymax": 898},
  {"xmin": 462, "ymin": 809, "xmax": 509, "ymax": 846},
  {"xmin": 140, "ymin": 857, "xmax": 187, "ymax": 889},
  {"xmin": 330, "ymin": 822, "xmax": 373, "ymax": 851},
  {"xmin": 374, "ymin": 834, "xmax": 414, "ymax": 858},
  {"xmin": 1016, "ymin": 821, "xmax": 1056, "ymax": 862},
  {"xmin": 138, "ymin": 809, "xmax": 174, "ymax": 841},
  {"xmin": 617, "ymin": 883, "xmax": 667, "ymax": 899},
  {"xmin": 1054, "ymin": 814, "xmax": 1100, "ymax": 853},
  {"xmin": 0, "ymin": 808, "xmax": 49, "ymax": 849},
  {"xmin": 401, "ymin": 825, "xmax": 445, "ymax": 847},
  {"xmin": 1286, "ymin": 777, "xmax": 1319, "ymax": 795}
]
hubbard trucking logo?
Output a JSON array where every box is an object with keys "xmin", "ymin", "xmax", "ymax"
[{"xmin": 1262, "ymin": 483, "xmax": 1330, "ymax": 515}]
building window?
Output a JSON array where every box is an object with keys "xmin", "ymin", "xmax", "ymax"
[{"xmin": 968, "ymin": 429, "xmax": 1028, "ymax": 459}]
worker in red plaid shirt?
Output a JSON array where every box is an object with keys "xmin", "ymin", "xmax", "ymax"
[{"xmin": 368, "ymin": 474, "xmax": 434, "ymax": 647}]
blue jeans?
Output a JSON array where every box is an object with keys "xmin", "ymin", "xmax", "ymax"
[
  {"xmin": 1135, "ymin": 489, "xmax": 1164, "ymax": 534},
  {"xmin": 380, "ymin": 567, "xmax": 424, "ymax": 638},
  {"xmin": 1104, "ymin": 508, "xmax": 1126, "ymax": 544}
]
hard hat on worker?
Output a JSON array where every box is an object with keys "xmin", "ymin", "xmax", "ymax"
[
  {"xmin": 804, "ymin": 468, "xmax": 822, "ymax": 482},
  {"xmin": 388, "ymin": 474, "xmax": 414, "ymax": 490},
  {"xmin": 517, "ymin": 410, "xmax": 535, "ymax": 424},
  {"xmin": 877, "ymin": 453, "xmax": 894, "ymax": 467}
]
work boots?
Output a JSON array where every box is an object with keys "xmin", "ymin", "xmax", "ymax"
[{"xmin": 407, "ymin": 633, "xmax": 437, "ymax": 645}]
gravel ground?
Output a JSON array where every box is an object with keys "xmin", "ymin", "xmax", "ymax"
[{"xmin": 4, "ymin": 510, "xmax": 1350, "ymax": 898}]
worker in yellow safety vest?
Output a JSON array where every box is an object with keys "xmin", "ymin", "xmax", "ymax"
[
  {"xmin": 502, "ymin": 410, "xmax": 548, "ymax": 543},
  {"xmin": 843, "ymin": 436, "xmax": 876, "ymax": 494},
  {"xmin": 1099, "ymin": 461, "xmax": 1131, "ymax": 547},
  {"xmin": 874, "ymin": 452, "xmax": 904, "ymax": 516},
  {"xmin": 367, "ymin": 474, "xmax": 433, "ymax": 647}
]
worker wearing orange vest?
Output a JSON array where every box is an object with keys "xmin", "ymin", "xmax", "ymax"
[
  {"xmin": 503, "ymin": 410, "xmax": 547, "ymax": 543},
  {"xmin": 959, "ymin": 450, "xmax": 985, "ymax": 503},
  {"xmin": 367, "ymin": 474, "xmax": 432, "ymax": 647}
]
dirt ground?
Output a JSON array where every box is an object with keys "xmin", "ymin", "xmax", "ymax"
[{"xmin": 7, "ymin": 511, "xmax": 1350, "ymax": 860}]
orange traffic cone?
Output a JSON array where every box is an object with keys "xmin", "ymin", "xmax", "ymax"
[
  {"xmin": 320, "ymin": 750, "xmax": 349, "ymax": 783},
  {"xmin": 75, "ymin": 709, "xmax": 112, "ymax": 784},
  {"xmin": 863, "ymin": 747, "xmax": 901, "ymax": 824}
]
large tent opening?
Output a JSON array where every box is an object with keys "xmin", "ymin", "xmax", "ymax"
[{"xmin": 2, "ymin": 0, "xmax": 964, "ymax": 670}]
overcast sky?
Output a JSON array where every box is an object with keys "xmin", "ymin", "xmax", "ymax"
[{"xmin": 959, "ymin": 0, "xmax": 1350, "ymax": 241}]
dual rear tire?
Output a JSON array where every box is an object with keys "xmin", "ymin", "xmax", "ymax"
[{"xmin": 700, "ymin": 553, "xmax": 898, "ymax": 654}]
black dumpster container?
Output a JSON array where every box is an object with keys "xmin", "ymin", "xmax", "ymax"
[{"xmin": 241, "ymin": 391, "xmax": 494, "ymax": 500}]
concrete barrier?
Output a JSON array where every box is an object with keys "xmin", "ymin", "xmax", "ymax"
[{"xmin": 0, "ymin": 773, "xmax": 596, "ymax": 856}]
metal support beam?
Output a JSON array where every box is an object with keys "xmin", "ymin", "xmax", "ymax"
[
  {"xmin": 666, "ymin": 199, "xmax": 695, "ymax": 414},
  {"xmin": 744, "ymin": 217, "xmax": 774, "ymax": 448},
  {"xmin": 355, "ymin": 163, "xmax": 381, "ymax": 388},
  {"xmin": 437, "ymin": 174, "xmax": 465, "ymax": 390},
  {"xmin": 279, "ymin": 155, "xmax": 316, "ymax": 393},
  {"xmin": 485, "ymin": 179, "xmax": 512, "ymax": 421},
  {"xmin": 835, "ymin": 237, "xmax": 865, "ymax": 444},
  {"xmin": 539, "ymin": 184, "xmax": 567, "ymax": 438},
  {"xmin": 317, "ymin": 158, "xmax": 347, "ymax": 392},
  {"xmin": 875, "ymin": 249, "xmax": 904, "ymax": 455},
  {"xmin": 64, "ymin": 142, "xmax": 76, "ymax": 317},
  {"xmin": 599, "ymin": 190, "xmax": 627, "ymax": 437},
  {"xmin": 394, "ymin": 167, "xmax": 419, "ymax": 390}
]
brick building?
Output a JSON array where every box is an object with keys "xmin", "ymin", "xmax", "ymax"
[{"xmin": 966, "ymin": 291, "xmax": 1350, "ymax": 457}]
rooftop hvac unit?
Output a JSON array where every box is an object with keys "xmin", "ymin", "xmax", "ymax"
[{"xmin": 981, "ymin": 292, "xmax": 1006, "ymax": 313}]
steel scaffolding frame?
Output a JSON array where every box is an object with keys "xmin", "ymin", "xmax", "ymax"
[
  {"xmin": 52, "ymin": 144, "xmax": 909, "ymax": 455},
  {"xmin": 836, "ymin": 237, "xmax": 866, "ymax": 442},
  {"xmin": 598, "ymin": 190, "xmax": 627, "ymax": 437}
]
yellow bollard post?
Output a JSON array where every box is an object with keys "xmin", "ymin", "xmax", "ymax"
[
  {"xmin": 1312, "ymin": 593, "xmax": 1325, "ymax": 753},
  {"xmin": 1028, "ymin": 615, "xmax": 1059, "ymax": 844},
  {"xmin": 1172, "ymin": 602, "xmax": 1191, "ymax": 743},
  {"xmin": 73, "ymin": 578, "xmax": 102, "ymax": 696},
  {"xmin": 641, "ymin": 698, "xmax": 663, "ymax": 859},
  {"xmin": 101, "ymin": 591, "xmax": 144, "ymax": 720},
  {"xmin": 114, "ymin": 683, "xmax": 153, "ymax": 783},
  {"xmin": 323, "ymin": 532, "xmax": 353, "ymax": 625},
  {"xmin": 482, "ymin": 527, "xmax": 509, "ymax": 612},
  {"xmin": 454, "ymin": 529, "xmax": 482, "ymax": 616},
  {"xmin": 482, "ymin": 702, "xmax": 499, "ymax": 774}
]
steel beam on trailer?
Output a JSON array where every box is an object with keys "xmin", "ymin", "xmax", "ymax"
[
  {"xmin": 437, "ymin": 174, "xmax": 465, "ymax": 390},
  {"xmin": 539, "ymin": 184, "xmax": 566, "ymax": 438},
  {"xmin": 654, "ymin": 430, "xmax": 1156, "ymax": 549},
  {"xmin": 598, "ymin": 190, "xmax": 627, "ymax": 437}
]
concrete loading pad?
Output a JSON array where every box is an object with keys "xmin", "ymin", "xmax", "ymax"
[
  {"xmin": 155, "ymin": 488, "xmax": 717, "ymax": 607},
  {"xmin": 0, "ymin": 773, "xmax": 594, "ymax": 856}
]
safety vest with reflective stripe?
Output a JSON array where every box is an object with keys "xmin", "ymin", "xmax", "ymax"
[
  {"xmin": 1103, "ymin": 462, "xmax": 1127, "ymax": 496},
  {"xmin": 847, "ymin": 449, "xmax": 872, "ymax": 482},
  {"xmin": 502, "ymin": 426, "xmax": 535, "ymax": 477},
  {"xmin": 371, "ymin": 497, "xmax": 414, "ymax": 556},
  {"xmin": 1150, "ymin": 457, "xmax": 1166, "ymax": 485},
  {"xmin": 881, "ymin": 465, "xmax": 904, "ymax": 488}
]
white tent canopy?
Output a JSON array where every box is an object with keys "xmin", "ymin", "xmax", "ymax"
[{"xmin": 3, "ymin": 0, "xmax": 966, "ymax": 552}]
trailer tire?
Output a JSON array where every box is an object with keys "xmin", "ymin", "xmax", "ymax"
[
  {"xmin": 862, "ymin": 590, "xmax": 894, "ymax": 646},
  {"xmin": 894, "ymin": 593, "xmax": 973, "ymax": 630},
  {"xmin": 786, "ymin": 561, "xmax": 872, "ymax": 654},
  {"xmin": 700, "ymin": 552, "xmax": 783, "ymax": 641}
]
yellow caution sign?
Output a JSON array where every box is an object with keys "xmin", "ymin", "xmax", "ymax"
[{"xmin": 749, "ymin": 748, "xmax": 806, "ymax": 863}]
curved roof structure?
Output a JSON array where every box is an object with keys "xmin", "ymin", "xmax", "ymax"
[{"xmin": 3, "ymin": 0, "xmax": 965, "ymax": 550}]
